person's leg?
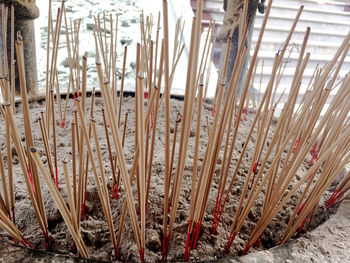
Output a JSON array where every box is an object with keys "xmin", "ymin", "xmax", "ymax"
[{"xmin": 225, "ymin": 27, "xmax": 239, "ymax": 92}]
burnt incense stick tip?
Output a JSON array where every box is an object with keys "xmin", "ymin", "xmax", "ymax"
[
  {"xmin": 95, "ymin": 56, "xmax": 101, "ymax": 65},
  {"xmin": 75, "ymin": 97, "xmax": 81, "ymax": 103},
  {"xmin": 62, "ymin": 159, "xmax": 68, "ymax": 164},
  {"xmin": 83, "ymin": 52, "xmax": 88, "ymax": 60},
  {"xmin": 176, "ymin": 113, "xmax": 182, "ymax": 122},
  {"xmin": 92, "ymin": 87, "xmax": 96, "ymax": 94},
  {"xmin": 29, "ymin": 147, "xmax": 37, "ymax": 153},
  {"xmin": 4, "ymin": 101, "xmax": 11, "ymax": 107},
  {"xmin": 90, "ymin": 117, "xmax": 96, "ymax": 122},
  {"xmin": 16, "ymin": 31, "xmax": 23, "ymax": 41}
]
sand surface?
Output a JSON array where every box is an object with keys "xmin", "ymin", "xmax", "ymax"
[{"xmin": 0, "ymin": 95, "xmax": 338, "ymax": 262}]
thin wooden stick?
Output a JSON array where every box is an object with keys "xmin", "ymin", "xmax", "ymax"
[
  {"xmin": 118, "ymin": 46, "xmax": 127, "ymax": 128},
  {"xmin": 96, "ymin": 59, "xmax": 142, "ymax": 258},
  {"xmin": 4, "ymin": 102, "xmax": 46, "ymax": 244},
  {"xmin": 16, "ymin": 33, "xmax": 49, "ymax": 245},
  {"xmin": 167, "ymin": 113, "xmax": 182, "ymax": 207},
  {"xmin": 45, "ymin": 0, "xmax": 52, "ymax": 125},
  {"xmin": 101, "ymin": 107, "xmax": 117, "ymax": 195},
  {"xmin": 38, "ymin": 113, "xmax": 55, "ymax": 183},
  {"xmin": 82, "ymin": 88, "xmax": 96, "ymax": 218},
  {"xmin": 50, "ymin": 86, "xmax": 58, "ymax": 189},
  {"xmin": 30, "ymin": 148, "xmax": 88, "ymax": 258},
  {"xmin": 162, "ymin": 3, "xmax": 172, "ymax": 255},
  {"xmin": 62, "ymin": 4, "xmax": 76, "ymax": 127},
  {"xmin": 81, "ymin": 52, "xmax": 88, "ymax": 114},
  {"xmin": 71, "ymin": 120, "xmax": 77, "ymax": 208},
  {"xmin": 136, "ymin": 74, "xmax": 146, "ymax": 262},
  {"xmin": 91, "ymin": 118, "xmax": 118, "ymax": 258},
  {"xmin": 10, "ymin": 5, "xmax": 14, "ymax": 109},
  {"xmin": 62, "ymin": 159, "xmax": 78, "ymax": 232},
  {"xmin": 0, "ymin": 144, "xmax": 9, "ymax": 213},
  {"xmin": 116, "ymin": 112, "xmax": 129, "ymax": 190}
]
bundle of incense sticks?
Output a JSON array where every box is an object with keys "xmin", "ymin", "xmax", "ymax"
[{"xmin": 1, "ymin": 0, "xmax": 350, "ymax": 262}]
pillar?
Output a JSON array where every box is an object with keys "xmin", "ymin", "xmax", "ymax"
[{"xmin": 0, "ymin": 0, "xmax": 39, "ymax": 93}]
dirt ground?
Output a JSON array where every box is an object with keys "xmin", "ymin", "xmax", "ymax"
[{"xmin": 0, "ymin": 94, "xmax": 338, "ymax": 262}]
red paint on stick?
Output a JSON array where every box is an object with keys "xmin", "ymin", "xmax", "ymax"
[
  {"xmin": 243, "ymin": 107, "xmax": 248, "ymax": 121},
  {"xmin": 306, "ymin": 213, "xmax": 315, "ymax": 232},
  {"xmin": 161, "ymin": 235, "xmax": 167, "ymax": 262},
  {"xmin": 184, "ymin": 220, "xmax": 193, "ymax": 261},
  {"xmin": 310, "ymin": 142, "xmax": 318, "ymax": 155},
  {"xmin": 212, "ymin": 104, "xmax": 216, "ymax": 117},
  {"xmin": 22, "ymin": 236, "xmax": 34, "ymax": 249},
  {"xmin": 26, "ymin": 164, "xmax": 36, "ymax": 198},
  {"xmin": 212, "ymin": 189, "xmax": 222, "ymax": 231},
  {"xmin": 325, "ymin": 189, "xmax": 338, "ymax": 208},
  {"xmin": 225, "ymin": 232, "xmax": 237, "ymax": 253},
  {"xmin": 293, "ymin": 139, "xmax": 300, "ymax": 153},
  {"xmin": 297, "ymin": 202, "xmax": 305, "ymax": 215},
  {"xmin": 114, "ymin": 243, "xmax": 119, "ymax": 260},
  {"xmin": 242, "ymin": 242, "xmax": 251, "ymax": 255},
  {"xmin": 81, "ymin": 203, "xmax": 86, "ymax": 221},
  {"xmin": 112, "ymin": 184, "xmax": 119, "ymax": 200},
  {"xmin": 139, "ymin": 248, "xmax": 145, "ymax": 263},
  {"xmin": 297, "ymin": 217, "xmax": 307, "ymax": 235},
  {"xmin": 149, "ymin": 111, "xmax": 155, "ymax": 134},
  {"xmin": 253, "ymin": 161, "xmax": 258, "ymax": 175},
  {"xmin": 253, "ymin": 234, "xmax": 262, "ymax": 248},
  {"xmin": 327, "ymin": 190, "xmax": 343, "ymax": 209},
  {"xmin": 192, "ymin": 220, "xmax": 201, "ymax": 249},
  {"xmin": 61, "ymin": 118, "xmax": 65, "ymax": 128},
  {"xmin": 161, "ymin": 232, "xmax": 171, "ymax": 262}
]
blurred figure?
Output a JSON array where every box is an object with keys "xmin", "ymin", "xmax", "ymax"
[{"xmin": 218, "ymin": 0, "xmax": 265, "ymax": 96}]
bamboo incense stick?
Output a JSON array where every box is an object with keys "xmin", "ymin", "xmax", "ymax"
[
  {"xmin": 10, "ymin": 5, "xmax": 14, "ymax": 109},
  {"xmin": 30, "ymin": 148, "xmax": 89, "ymax": 258},
  {"xmin": 39, "ymin": 113, "xmax": 55, "ymax": 183},
  {"xmin": 4, "ymin": 102, "xmax": 47, "ymax": 244},
  {"xmin": 81, "ymin": 52, "xmax": 88, "ymax": 114},
  {"xmin": 162, "ymin": 3, "xmax": 172, "ymax": 252},
  {"xmin": 0, "ymin": 146, "xmax": 9, "ymax": 212},
  {"xmin": 50, "ymin": 86, "xmax": 58, "ymax": 189},
  {"xmin": 81, "ymin": 88, "xmax": 97, "ymax": 219},
  {"xmin": 116, "ymin": 112, "xmax": 129, "ymax": 190},
  {"xmin": 96, "ymin": 59, "xmax": 142, "ymax": 259},
  {"xmin": 118, "ymin": 46, "xmax": 127, "ymax": 128},
  {"xmin": 45, "ymin": 0, "xmax": 52, "ymax": 124},
  {"xmin": 167, "ymin": 113, "xmax": 182, "ymax": 207},
  {"xmin": 101, "ymin": 107, "xmax": 117, "ymax": 195},
  {"xmin": 71, "ymin": 120, "xmax": 77, "ymax": 208},
  {"xmin": 91, "ymin": 118, "xmax": 118, "ymax": 258},
  {"xmin": 16, "ymin": 33, "xmax": 49, "ymax": 246},
  {"xmin": 62, "ymin": 159, "xmax": 78, "ymax": 232}
]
